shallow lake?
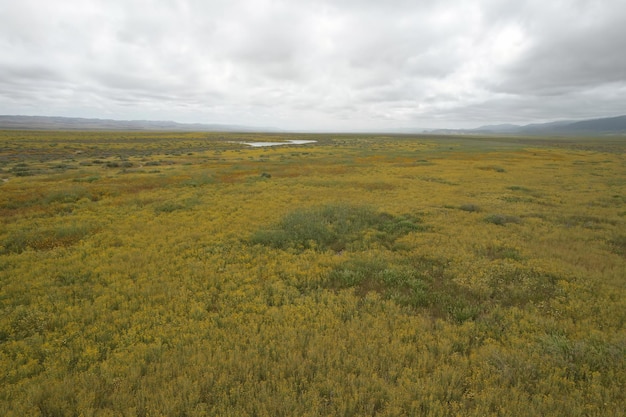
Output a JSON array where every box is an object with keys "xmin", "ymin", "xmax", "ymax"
[{"xmin": 237, "ymin": 140, "xmax": 317, "ymax": 147}]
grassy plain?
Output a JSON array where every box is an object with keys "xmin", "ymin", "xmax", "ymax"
[{"xmin": 0, "ymin": 130, "xmax": 625, "ymax": 416}]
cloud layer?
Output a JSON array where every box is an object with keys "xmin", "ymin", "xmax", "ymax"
[{"xmin": 1, "ymin": 0, "xmax": 625, "ymax": 130}]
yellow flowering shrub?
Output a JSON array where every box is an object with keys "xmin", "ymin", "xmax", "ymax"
[{"xmin": 0, "ymin": 131, "xmax": 624, "ymax": 415}]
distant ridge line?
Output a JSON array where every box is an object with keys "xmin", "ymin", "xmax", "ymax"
[
  {"xmin": 430, "ymin": 115, "xmax": 626, "ymax": 136},
  {"xmin": 0, "ymin": 115, "xmax": 279, "ymax": 132},
  {"xmin": 1, "ymin": 114, "xmax": 625, "ymax": 135}
]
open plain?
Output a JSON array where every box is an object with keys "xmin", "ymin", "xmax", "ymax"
[{"xmin": 1, "ymin": 130, "xmax": 625, "ymax": 416}]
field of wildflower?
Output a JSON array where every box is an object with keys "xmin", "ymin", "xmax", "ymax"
[{"xmin": 1, "ymin": 130, "xmax": 624, "ymax": 416}]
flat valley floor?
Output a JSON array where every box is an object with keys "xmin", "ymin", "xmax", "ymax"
[{"xmin": 1, "ymin": 131, "xmax": 625, "ymax": 416}]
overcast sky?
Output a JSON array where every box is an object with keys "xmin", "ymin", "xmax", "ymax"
[{"xmin": 1, "ymin": 0, "xmax": 625, "ymax": 131}]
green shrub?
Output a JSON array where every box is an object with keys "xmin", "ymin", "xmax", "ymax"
[
  {"xmin": 488, "ymin": 265, "xmax": 558, "ymax": 307},
  {"xmin": 1, "ymin": 224, "xmax": 95, "ymax": 254},
  {"xmin": 482, "ymin": 244, "xmax": 523, "ymax": 261},
  {"xmin": 73, "ymin": 176, "xmax": 100, "ymax": 183},
  {"xmin": 485, "ymin": 214, "xmax": 522, "ymax": 226},
  {"xmin": 323, "ymin": 252, "xmax": 558, "ymax": 321},
  {"xmin": 507, "ymin": 185, "xmax": 531, "ymax": 192},
  {"xmin": 154, "ymin": 202, "xmax": 186, "ymax": 214},
  {"xmin": 324, "ymin": 255, "xmax": 481, "ymax": 322},
  {"xmin": 459, "ymin": 203, "xmax": 481, "ymax": 212},
  {"xmin": 43, "ymin": 186, "xmax": 93, "ymax": 204},
  {"xmin": 183, "ymin": 173, "xmax": 215, "ymax": 187},
  {"xmin": 251, "ymin": 204, "xmax": 425, "ymax": 252},
  {"xmin": 10, "ymin": 164, "xmax": 33, "ymax": 176},
  {"xmin": 608, "ymin": 235, "xmax": 626, "ymax": 257}
]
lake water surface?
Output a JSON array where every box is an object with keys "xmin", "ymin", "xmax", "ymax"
[{"xmin": 237, "ymin": 140, "xmax": 317, "ymax": 147}]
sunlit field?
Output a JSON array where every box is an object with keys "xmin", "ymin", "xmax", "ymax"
[{"xmin": 1, "ymin": 130, "xmax": 624, "ymax": 416}]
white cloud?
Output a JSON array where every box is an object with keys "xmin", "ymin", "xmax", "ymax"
[{"xmin": 0, "ymin": 0, "xmax": 625, "ymax": 130}]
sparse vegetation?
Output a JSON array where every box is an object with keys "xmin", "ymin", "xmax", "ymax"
[
  {"xmin": 609, "ymin": 235, "xmax": 626, "ymax": 256},
  {"xmin": 484, "ymin": 213, "xmax": 522, "ymax": 225},
  {"xmin": 459, "ymin": 203, "xmax": 481, "ymax": 212},
  {"xmin": 0, "ymin": 130, "xmax": 624, "ymax": 416}
]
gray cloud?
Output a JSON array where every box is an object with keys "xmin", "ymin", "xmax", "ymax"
[
  {"xmin": 1, "ymin": 0, "xmax": 625, "ymax": 130},
  {"xmin": 486, "ymin": 1, "xmax": 626, "ymax": 96}
]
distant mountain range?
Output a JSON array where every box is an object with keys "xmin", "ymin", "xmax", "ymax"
[
  {"xmin": 1, "ymin": 114, "xmax": 626, "ymax": 135},
  {"xmin": 430, "ymin": 115, "xmax": 626, "ymax": 136},
  {"xmin": 0, "ymin": 115, "xmax": 276, "ymax": 132}
]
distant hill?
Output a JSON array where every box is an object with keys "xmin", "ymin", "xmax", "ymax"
[
  {"xmin": 2, "ymin": 114, "xmax": 626, "ymax": 135},
  {"xmin": 0, "ymin": 115, "xmax": 277, "ymax": 132},
  {"xmin": 468, "ymin": 115, "xmax": 626, "ymax": 136}
]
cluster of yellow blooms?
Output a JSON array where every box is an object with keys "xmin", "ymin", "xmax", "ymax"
[{"xmin": 0, "ymin": 130, "xmax": 624, "ymax": 415}]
